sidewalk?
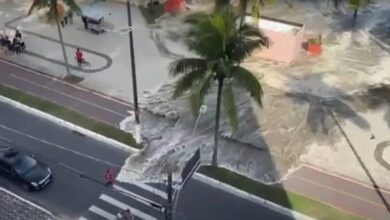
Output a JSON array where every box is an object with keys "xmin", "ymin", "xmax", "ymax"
[
  {"xmin": 0, "ymin": 186, "xmax": 57, "ymax": 220},
  {"xmin": 0, "ymin": 0, "xmax": 175, "ymax": 102}
]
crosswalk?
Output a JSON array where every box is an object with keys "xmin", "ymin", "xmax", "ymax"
[{"xmin": 79, "ymin": 182, "xmax": 173, "ymax": 220}]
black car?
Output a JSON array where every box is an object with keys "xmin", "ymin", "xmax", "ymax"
[{"xmin": 0, "ymin": 146, "xmax": 52, "ymax": 190}]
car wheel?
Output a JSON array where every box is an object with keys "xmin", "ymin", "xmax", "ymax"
[{"xmin": 22, "ymin": 183, "xmax": 31, "ymax": 191}]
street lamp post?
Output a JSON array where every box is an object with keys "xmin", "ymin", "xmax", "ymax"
[{"xmin": 126, "ymin": 0, "xmax": 141, "ymax": 142}]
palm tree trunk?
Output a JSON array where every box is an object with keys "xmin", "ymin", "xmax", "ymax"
[
  {"xmin": 211, "ymin": 77, "xmax": 224, "ymax": 167},
  {"xmin": 56, "ymin": 20, "xmax": 71, "ymax": 76}
]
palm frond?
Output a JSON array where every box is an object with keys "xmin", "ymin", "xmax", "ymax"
[
  {"xmin": 63, "ymin": 0, "xmax": 81, "ymax": 15},
  {"xmin": 230, "ymin": 66, "xmax": 263, "ymax": 107},
  {"xmin": 172, "ymin": 68, "xmax": 210, "ymax": 98},
  {"xmin": 169, "ymin": 58, "xmax": 208, "ymax": 77},
  {"xmin": 226, "ymin": 35, "xmax": 269, "ymax": 63},
  {"xmin": 28, "ymin": 0, "xmax": 48, "ymax": 15},
  {"xmin": 240, "ymin": 25, "xmax": 270, "ymax": 46},
  {"xmin": 189, "ymin": 72, "xmax": 214, "ymax": 115},
  {"xmin": 223, "ymin": 82, "xmax": 239, "ymax": 132}
]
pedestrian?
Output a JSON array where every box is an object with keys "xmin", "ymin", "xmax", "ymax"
[
  {"xmin": 14, "ymin": 29, "xmax": 21, "ymax": 39},
  {"xmin": 117, "ymin": 209, "xmax": 134, "ymax": 220},
  {"xmin": 75, "ymin": 48, "xmax": 83, "ymax": 66},
  {"xmin": 63, "ymin": 15, "xmax": 68, "ymax": 26},
  {"xmin": 104, "ymin": 168, "xmax": 114, "ymax": 186},
  {"xmin": 82, "ymin": 16, "xmax": 88, "ymax": 30},
  {"xmin": 68, "ymin": 10, "xmax": 73, "ymax": 24}
]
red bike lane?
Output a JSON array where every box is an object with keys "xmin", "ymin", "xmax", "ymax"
[
  {"xmin": 0, "ymin": 58, "xmax": 131, "ymax": 126},
  {"xmin": 283, "ymin": 164, "xmax": 390, "ymax": 220}
]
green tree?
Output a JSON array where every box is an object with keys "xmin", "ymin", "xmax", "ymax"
[
  {"xmin": 169, "ymin": 7, "xmax": 269, "ymax": 167},
  {"xmin": 28, "ymin": 0, "xmax": 81, "ymax": 77}
]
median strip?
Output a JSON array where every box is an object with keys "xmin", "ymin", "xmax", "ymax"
[
  {"xmin": 198, "ymin": 166, "xmax": 364, "ymax": 220},
  {"xmin": 0, "ymin": 84, "xmax": 140, "ymax": 149}
]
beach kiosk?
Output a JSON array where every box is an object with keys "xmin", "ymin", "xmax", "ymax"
[{"xmin": 247, "ymin": 15, "xmax": 305, "ymax": 64}]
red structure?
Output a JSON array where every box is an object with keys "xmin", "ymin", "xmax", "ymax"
[{"xmin": 165, "ymin": 0, "xmax": 183, "ymax": 13}]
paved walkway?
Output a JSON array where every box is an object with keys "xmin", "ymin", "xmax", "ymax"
[
  {"xmin": 284, "ymin": 164, "xmax": 390, "ymax": 220},
  {"xmin": 0, "ymin": 187, "xmax": 56, "ymax": 220},
  {"xmin": 0, "ymin": 58, "xmax": 131, "ymax": 126}
]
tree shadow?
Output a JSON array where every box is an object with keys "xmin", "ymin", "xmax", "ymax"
[
  {"xmin": 285, "ymin": 74, "xmax": 390, "ymax": 214},
  {"xmin": 172, "ymin": 87, "xmax": 296, "ymax": 220},
  {"xmin": 286, "ymin": 74, "xmax": 370, "ymax": 136},
  {"xmin": 353, "ymin": 85, "xmax": 390, "ymax": 129}
]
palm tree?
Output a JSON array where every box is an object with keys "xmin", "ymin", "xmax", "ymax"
[
  {"xmin": 169, "ymin": 7, "xmax": 269, "ymax": 167},
  {"xmin": 28, "ymin": 0, "xmax": 81, "ymax": 77}
]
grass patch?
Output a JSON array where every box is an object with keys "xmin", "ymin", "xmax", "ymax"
[
  {"xmin": 0, "ymin": 84, "xmax": 140, "ymax": 148},
  {"xmin": 64, "ymin": 74, "xmax": 84, "ymax": 84},
  {"xmin": 198, "ymin": 166, "xmax": 364, "ymax": 220},
  {"xmin": 139, "ymin": 2, "xmax": 165, "ymax": 24}
]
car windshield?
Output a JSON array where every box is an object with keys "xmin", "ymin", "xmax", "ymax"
[{"xmin": 13, "ymin": 156, "xmax": 37, "ymax": 175}]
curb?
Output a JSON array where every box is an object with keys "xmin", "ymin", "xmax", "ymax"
[
  {"xmin": 193, "ymin": 173, "xmax": 315, "ymax": 220},
  {"xmin": 363, "ymin": 29, "xmax": 390, "ymax": 53},
  {"xmin": 0, "ymin": 187, "xmax": 56, "ymax": 219},
  {"xmin": 0, "ymin": 95, "xmax": 140, "ymax": 153}
]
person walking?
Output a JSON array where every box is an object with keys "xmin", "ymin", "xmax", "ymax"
[
  {"xmin": 75, "ymin": 48, "xmax": 83, "ymax": 66},
  {"xmin": 68, "ymin": 10, "xmax": 73, "ymax": 24},
  {"xmin": 116, "ymin": 209, "xmax": 134, "ymax": 220},
  {"xmin": 104, "ymin": 168, "xmax": 114, "ymax": 186},
  {"xmin": 14, "ymin": 29, "xmax": 22, "ymax": 39},
  {"xmin": 82, "ymin": 16, "xmax": 88, "ymax": 30}
]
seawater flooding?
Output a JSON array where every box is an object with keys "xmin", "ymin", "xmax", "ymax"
[{"xmin": 117, "ymin": 82, "xmax": 280, "ymax": 184}]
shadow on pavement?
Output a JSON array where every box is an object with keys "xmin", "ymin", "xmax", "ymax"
[{"xmin": 286, "ymin": 74, "xmax": 390, "ymax": 214}]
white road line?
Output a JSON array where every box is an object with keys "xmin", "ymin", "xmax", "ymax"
[
  {"xmin": 78, "ymin": 217, "xmax": 89, "ymax": 220},
  {"xmin": 0, "ymin": 58, "xmax": 132, "ymax": 107},
  {"xmin": 0, "ymin": 123, "xmax": 119, "ymax": 167},
  {"xmin": 112, "ymin": 184, "xmax": 159, "ymax": 207},
  {"xmin": 133, "ymin": 182, "xmax": 167, "ymax": 200},
  {"xmin": 89, "ymin": 205, "xmax": 116, "ymax": 220},
  {"xmin": 9, "ymin": 73, "xmax": 126, "ymax": 117},
  {"xmin": 100, "ymin": 194, "xmax": 157, "ymax": 220},
  {"xmin": 302, "ymin": 163, "xmax": 390, "ymax": 194}
]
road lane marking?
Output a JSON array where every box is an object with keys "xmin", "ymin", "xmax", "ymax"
[
  {"xmin": 0, "ymin": 136, "xmax": 12, "ymax": 144},
  {"xmin": 9, "ymin": 73, "xmax": 126, "ymax": 118},
  {"xmin": 100, "ymin": 194, "xmax": 157, "ymax": 220},
  {"xmin": 291, "ymin": 175, "xmax": 387, "ymax": 209},
  {"xmin": 132, "ymin": 182, "xmax": 167, "ymax": 200},
  {"xmin": 78, "ymin": 217, "xmax": 88, "ymax": 220},
  {"xmin": 0, "ymin": 58, "xmax": 132, "ymax": 107},
  {"xmin": 112, "ymin": 184, "xmax": 163, "ymax": 206},
  {"xmin": 89, "ymin": 205, "xmax": 116, "ymax": 220},
  {"xmin": 302, "ymin": 163, "xmax": 390, "ymax": 194},
  {"xmin": 0, "ymin": 124, "xmax": 121, "ymax": 167}
]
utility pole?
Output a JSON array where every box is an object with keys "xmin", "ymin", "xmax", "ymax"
[
  {"xmin": 126, "ymin": 0, "xmax": 141, "ymax": 142},
  {"xmin": 166, "ymin": 170, "xmax": 173, "ymax": 220}
]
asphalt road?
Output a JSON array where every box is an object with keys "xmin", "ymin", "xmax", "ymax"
[
  {"xmin": 0, "ymin": 101, "xmax": 130, "ymax": 219},
  {"xmin": 175, "ymin": 178, "xmax": 294, "ymax": 220},
  {"xmin": 0, "ymin": 101, "xmax": 293, "ymax": 220}
]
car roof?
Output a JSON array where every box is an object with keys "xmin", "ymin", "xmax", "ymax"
[{"xmin": 0, "ymin": 146, "xmax": 23, "ymax": 165}]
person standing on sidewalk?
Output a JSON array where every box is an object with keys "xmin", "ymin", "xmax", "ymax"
[{"xmin": 68, "ymin": 10, "xmax": 73, "ymax": 24}]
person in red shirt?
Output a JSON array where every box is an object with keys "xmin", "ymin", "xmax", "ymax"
[
  {"xmin": 75, "ymin": 48, "xmax": 83, "ymax": 66},
  {"xmin": 104, "ymin": 168, "xmax": 114, "ymax": 186}
]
